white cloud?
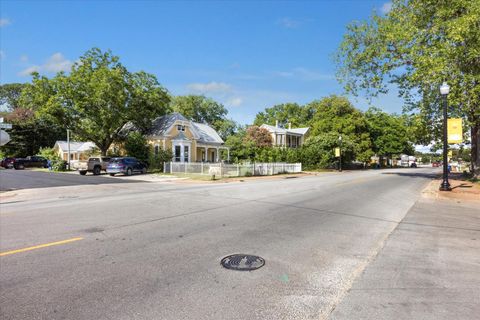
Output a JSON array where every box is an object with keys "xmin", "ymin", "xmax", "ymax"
[
  {"xmin": 18, "ymin": 52, "xmax": 73, "ymax": 76},
  {"xmin": 0, "ymin": 18, "xmax": 11, "ymax": 27},
  {"xmin": 20, "ymin": 55, "xmax": 29, "ymax": 63},
  {"xmin": 186, "ymin": 81, "xmax": 232, "ymax": 94},
  {"xmin": 275, "ymin": 67, "xmax": 334, "ymax": 81},
  {"xmin": 381, "ymin": 2, "xmax": 392, "ymax": 14},
  {"xmin": 227, "ymin": 97, "xmax": 243, "ymax": 107},
  {"xmin": 278, "ymin": 17, "xmax": 301, "ymax": 29}
]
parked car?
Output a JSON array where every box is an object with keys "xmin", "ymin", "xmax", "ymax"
[
  {"xmin": 432, "ymin": 161, "xmax": 441, "ymax": 167},
  {"xmin": 106, "ymin": 157, "xmax": 147, "ymax": 176},
  {"xmin": 1, "ymin": 157, "xmax": 16, "ymax": 169},
  {"xmin": 13, "ymin": 156, "xmax": 48, "ymax": 170},
  {"xmin": 73, "ymin": 157, "xmax": 111, "ymax": 175}
]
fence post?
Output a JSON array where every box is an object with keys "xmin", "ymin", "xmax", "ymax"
[
  {"xmin": 201, "ymin": 162, "xmax": 204, "ymax": 175},
  {"xmin": 185, "ymin": 162, "xmax": 187, "ymax": 174},
  {"xmin": 237, "ymin": 163, "xmax": 240, "ymax": 177}
]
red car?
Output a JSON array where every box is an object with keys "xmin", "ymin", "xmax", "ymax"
[
  {"xmin": 0, "ymin": 157, "xmax": 16, "ymax": 169},
  {"xmin": 432, "ymin": 161, "xmax": 441, "ymax": 167}
]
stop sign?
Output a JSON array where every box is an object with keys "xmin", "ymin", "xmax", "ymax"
[{"xmin": 0, "ymin": 129, "xmax": 11, "ymax": 146}]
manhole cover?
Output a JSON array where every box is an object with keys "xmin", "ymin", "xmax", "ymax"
[{"xmin": 221, "ymin": 254, "xmax": 265, "ymax": 271}]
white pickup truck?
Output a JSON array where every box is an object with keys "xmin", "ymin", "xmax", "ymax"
[{"xmin": 73, "ymin": 157, "xmax": 111, "ymax": 175}]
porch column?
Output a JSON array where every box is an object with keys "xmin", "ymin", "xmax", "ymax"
[
  {"xmin": 216, "ymin": 147, "xmax": 219, "ymax": 162},
  {"xmin": 204, "ymin": 147, "xmax": 208, "ymax": 162}
]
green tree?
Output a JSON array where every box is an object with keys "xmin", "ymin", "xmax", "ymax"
[
  {"xmin": 21, "ymin": 48, "xmax": 170, "ymax": 156},
  {"xmin": 365, "ymin": 107, "xmax": 414, "ymax": 163},
  {"xmin": 124, "ymin": 132, "xmax": 150, "ymax": 163},
  {"xmin": 0, "ymin": 107, "xmax": 64, "ymax": 157},
  {"xmin": 253, "ymin": 103, "xmax": 313, "ymax": 128},
  {"xmin": 308, "ymin": 95, "xmax": 373, "ymax": 163},
  {"xmin": 0, "ymin": 83, "xmax": 27, "ymax": 110},
  {"xmin": 336, "ymin": 0, "xmax": 480, "ymax": 174}
]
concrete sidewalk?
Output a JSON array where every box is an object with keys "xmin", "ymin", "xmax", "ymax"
[{"xmin": 330, "ymin": 193, "xmax": 480, "ymax": 319}]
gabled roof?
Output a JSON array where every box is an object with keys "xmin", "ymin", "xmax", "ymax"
[
  {"xmin": 260, "ymin": 124, "xmax": 309, "ymax": 136},
  {"xmin": 192, "ymin": 122, "xmax": 223, "ymax": 144},
  {"xmin": 146, "ymin": 112, "xmax": 189, "ymax": 136},
  {"xmin": 146, "ymin": 113, "xmax": 224, "ymax": 144},
  {"xmin": 54, "ymin": 141, "xmax": 96, "ymax": 152}
]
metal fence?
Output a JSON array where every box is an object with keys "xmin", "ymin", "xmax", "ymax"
[{"xmin": 164, "ymin": 162, "xmax": 302, "ymax": 177}]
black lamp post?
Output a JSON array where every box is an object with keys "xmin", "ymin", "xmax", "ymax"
[{"xmin": 439, "ymin": 82, "xmax": 451, "ymax": 191}]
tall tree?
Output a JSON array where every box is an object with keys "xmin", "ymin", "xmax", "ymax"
[
  {"xmin": 253, "ymin": 103, "xmax": 313, "ymax": 128},
  {"xmin": 20, "ymin": 48, "xmax": 170, "ymax": 155},
  {"xmin": 0, "ymin": 83, "xmax": 27, "ymax": 111},
  {"xmin": 365, "ymin": 107, "xmax": 414, "ymax": 161},
  {"xmin": 308, "ymin": 95, "xmax": 373, "ymax": 163},
  {"xmin": 336, "ymin": 0, "xmax": 480, "ymax": 174}
]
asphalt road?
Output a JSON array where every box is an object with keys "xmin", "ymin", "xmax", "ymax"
[
  {"xmin": 0, "ymin": 168, "xmax": 445, "ymax": 319},
  {"xmin": 0, "ymin": 169, "xmax": 140, "ymax": 191}
]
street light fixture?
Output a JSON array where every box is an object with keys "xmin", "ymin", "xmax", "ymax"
[
  {"xmin": 439, "ymin": 82, "xmax": 451, "ymax": 191},
  {"xmin": 338, "ymin": 135, "xmax": 342, "ymax": 172}
]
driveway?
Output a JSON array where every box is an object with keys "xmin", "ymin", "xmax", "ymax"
[{"xmin": 0, "ymin": 169, "xmax": 141, "ymax": 191}]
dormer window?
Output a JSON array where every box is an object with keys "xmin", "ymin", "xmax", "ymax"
[{"xmin": 177, "ymin": 125, "xmax": 186, "ymax": 132}]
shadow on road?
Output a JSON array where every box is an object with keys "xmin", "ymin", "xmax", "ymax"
[
  {"xmin": 381, "ymin": 171, "xmax": 439, "ymax": 179},
  {"xmin": 0, "ymin": 169, "xmax": 144, "ymax": 191}
]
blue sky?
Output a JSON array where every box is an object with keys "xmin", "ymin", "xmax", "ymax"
[{"xmin": 0, "ymin": 0, "xmax": 401, "ymax": 124}]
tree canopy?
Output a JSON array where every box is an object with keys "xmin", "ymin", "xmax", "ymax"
[
  {"xmin": 253, "ymin": 103, "xmax": 313, "ymax": 128},
  {"xmin": 336, "ymin": 0, "xmax": 480, "ymax": 173},
  {"xmin": 0, "ymin": 83, "xmax": 27, "ymax": 111},
  {"xmin": 20, "ymin": 48, "xmax": 170, "ymax": 155}
]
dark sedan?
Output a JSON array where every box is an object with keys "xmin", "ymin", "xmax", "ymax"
[{"xmin": 106, "ymin": 157, "xmax": 147, "ymax": 176}]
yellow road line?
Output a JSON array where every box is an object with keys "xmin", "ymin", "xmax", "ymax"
[{"xmin": 0, "ymin": 237, "xmax": 83, "ymax": 257}]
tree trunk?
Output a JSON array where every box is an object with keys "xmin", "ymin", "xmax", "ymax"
[
  {"xmin": 472, "ymin": 124, "xmax": 480, "ymax": 176},
  {"xmin": 101, "ymin": 147, "xmax": 108, "ymax": 156}
]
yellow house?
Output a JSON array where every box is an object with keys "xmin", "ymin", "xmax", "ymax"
[
  {"xmin": 53, "ymin": 140, "xmax": 97, "ymax": 161},
  {"xmin": 145, "ymin": 113, "xmax": 228, "ymax": 163}
]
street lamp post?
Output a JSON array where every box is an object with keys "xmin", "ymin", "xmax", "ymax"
[
  {"xmin": 439, "ymin": 82, "xmax": 451, "ymax": 191},
  {"xmin": 338, "ymin": 135, "xmax": 342, "ymax": 172}
]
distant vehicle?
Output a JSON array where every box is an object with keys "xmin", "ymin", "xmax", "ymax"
[
  {"xmin": 73, "ymin": 157, "xmax": 111, "ymax": 175},
  {"xmin": 432, "ymin": 161, "xmax": 441, "ymax": 167},
  {"xmin": 106, "ymin": 157, "xmax": 147, "ymax": 176},
  {"xmin": 1, "ymin": 157, "xmax": 16, "ymax": 169},
  {"xmin": 13, "ymin": 156, "xmax": 48, "ymax": 170}
]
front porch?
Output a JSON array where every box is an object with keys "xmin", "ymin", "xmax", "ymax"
[{"xmin": 171, "ymin": 142, "xmax": 229, "ymax": 163}]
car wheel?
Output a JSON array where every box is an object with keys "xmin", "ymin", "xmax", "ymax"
[
  {"xmin": 79, "ymin": 171, "xmax": 87, "ymax": 175},
  {"xmin": 126, "ymin": 168, "xmax": 132, "ymax": 176},
  {"xmin": 110, "ymin": 173, "xmax": 115, "ymax": 176},
  {"xmin": 93, "ymin": 166, "xmax": 101, "ymax": 175},
  {"xmin": 141, "ymin": 167, "xmax": 147, "ymax": 174}
]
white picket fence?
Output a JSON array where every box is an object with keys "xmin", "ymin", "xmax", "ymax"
[{"xmin": 164, "ymin": 162, "xmax": 302, "ymax": 177}]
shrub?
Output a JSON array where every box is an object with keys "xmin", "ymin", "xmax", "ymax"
[{"xmin": 148, "ymin": 148, "xmax": 173, "ymax": 172}]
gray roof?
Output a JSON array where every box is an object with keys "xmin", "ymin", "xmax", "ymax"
[
  {"xmin": 54, "ymin": 141, "xmax": 96, "ymax": 152},
  {"xmin": 146, "ymin": 113, "xmax": 224, "ymax": 144},
  {"xmin": 261, "ymin": 124, "xmax": 309, "ymax": 136},
  {"xmin": 146, "ymin": 112, "xmax": 189, "ymax": 136}
]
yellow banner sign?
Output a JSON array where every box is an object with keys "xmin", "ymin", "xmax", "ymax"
[
  {"xmin": 448, "ymin": 118, "xmax": 463, "ymax": 144},
  {"xmin": 335, "ymin": 148, "xmax": 341, "ymax": 157}
]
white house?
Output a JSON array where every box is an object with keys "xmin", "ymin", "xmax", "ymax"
[{"xmin": 261, "ymin": 121, "xmax": 309, "ymax": 148}]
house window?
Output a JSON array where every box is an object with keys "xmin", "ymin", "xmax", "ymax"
[
  {"xmin": 175, "ymin": 146, "xmax": 181, "ymax": 162},
  {"xmin": 184, "ymin": 146, "xmax": 189, "ymax": 162},
  {"xmin": 154, "ymin": 145, "xmax": 159, "ymax": 156},
  {"xmin": 177, "ymin": 125, "xmax": 185, "ymax": 131}
]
